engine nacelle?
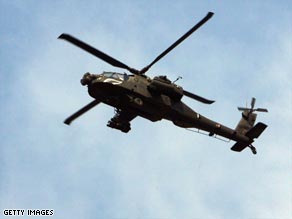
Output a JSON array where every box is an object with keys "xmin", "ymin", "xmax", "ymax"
[{"xmin": 147, "ymin": 77, "xmax": 183, "ymax": 100}]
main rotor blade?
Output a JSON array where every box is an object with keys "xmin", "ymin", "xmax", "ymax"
[
  {"xmin": 183, "ymin": 90, "xmax": 215, "ymax": 104},
  {"xmin": 58, "ymin": 34, "xmax": 139, "ymax": 74},
  {"xmin": 139, "ymin": 12, "xmax": 214, "ymax": 74},
  {"xmin": 64, "ymin": 100, "xmax": 100, "ymax": 125}
]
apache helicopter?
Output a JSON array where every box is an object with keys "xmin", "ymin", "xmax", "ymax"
[{"xmin": 59, "ymin": 12, "xmax": 268, "ymax": 154}]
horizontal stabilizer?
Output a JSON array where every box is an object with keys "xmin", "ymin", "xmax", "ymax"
[
  {"xmin": 231, "ymin": 122, "xmax": 268, "ymax": 152},
  {"xmin": 231, "ymin": 142, "xmax": 249, "ymax": 152},
  {"xmin": 245, "ymin": 122, "xmax": 267, "ymax": 139}
]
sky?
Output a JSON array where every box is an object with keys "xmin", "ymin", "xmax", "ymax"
[{"xmin": 0, "ymin": 0, "xmax": 291, "ymax": 218}]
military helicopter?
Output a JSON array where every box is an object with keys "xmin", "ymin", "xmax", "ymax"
[{"xmin": 59, "ymin": 12, "xmax": 268, "ymax": 154}]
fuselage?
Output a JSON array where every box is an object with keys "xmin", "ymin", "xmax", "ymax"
[{"xmin": 81, "ymin": 71, "xmax": 252, "ymax": 144}]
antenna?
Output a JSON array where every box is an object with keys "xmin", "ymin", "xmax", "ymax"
[{"xmin": 173, "ymin": 76, "xmax": 182, "ymax": 83}]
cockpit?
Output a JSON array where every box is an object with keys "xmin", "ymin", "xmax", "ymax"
[{"xmin": 101, "ymin": 72, "xmax": 129, "ymax": 81}]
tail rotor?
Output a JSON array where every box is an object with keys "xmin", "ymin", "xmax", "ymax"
[
  {"xmin": 238, "ymin": 97, "xmax": 268, "ymax": 114},
  {"xmin": 233, "ymin": 97, "xmax": 268, "ymax": 154}
]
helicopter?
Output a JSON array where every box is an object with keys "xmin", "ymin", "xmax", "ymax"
[{"xmin": 59, "ymin": 12, "xmax": 268, "ymax": 154}]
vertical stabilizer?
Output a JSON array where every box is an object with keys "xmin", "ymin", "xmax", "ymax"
[
  {"xmin": 236, "ymin": 97, "xmax": 267, "ymax": 135},
  {"xmin": 232, "ymin": 97, "xmax": 268, "ymax": 154}
]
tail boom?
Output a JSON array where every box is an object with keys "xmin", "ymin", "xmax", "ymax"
[{"xmin": 186, "ymin": 113, "xmax": 267, "ymax": 154}]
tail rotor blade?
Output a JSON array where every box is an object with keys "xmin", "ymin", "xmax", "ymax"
[
  {"xmin": 255, "ymin": 108, "xmax": 268, "ymax": 112},
  {"xmin": 251, "ymin": 97, "xmax": 256, "ymax": 109},
  {"xmin": 183, "ymin": 90, "xmax": 215, "ymax": 104},
  {"xmin": 238, "ymin": 107, "xmax": 250, "ymax": 111},
  {"xmin": 64, "ymin": 100, "xmax": 100, "ymax": 125}
]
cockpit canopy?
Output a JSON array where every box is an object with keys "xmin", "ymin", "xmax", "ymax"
[{"xmin": 101, "ymin": 72, "xmax": 129, "ymax": 81}]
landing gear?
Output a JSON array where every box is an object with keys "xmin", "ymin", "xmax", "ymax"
[{"xmin": 248, "ymin": 144, "xmax": 257, "ymax": 155}]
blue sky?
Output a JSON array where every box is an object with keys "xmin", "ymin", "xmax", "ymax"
[{"xmin": 0, "ymin": 0, "xmax": 291, "ymax": 218}]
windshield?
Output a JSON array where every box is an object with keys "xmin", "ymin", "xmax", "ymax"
[{"xmin": 102, "ymin": 72, "xmax": 128, "ymax": 81}]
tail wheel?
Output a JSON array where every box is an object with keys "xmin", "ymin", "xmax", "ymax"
[{"xmin": 248, "ymin": 145, "xmax": 257, "ymax": 155}]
